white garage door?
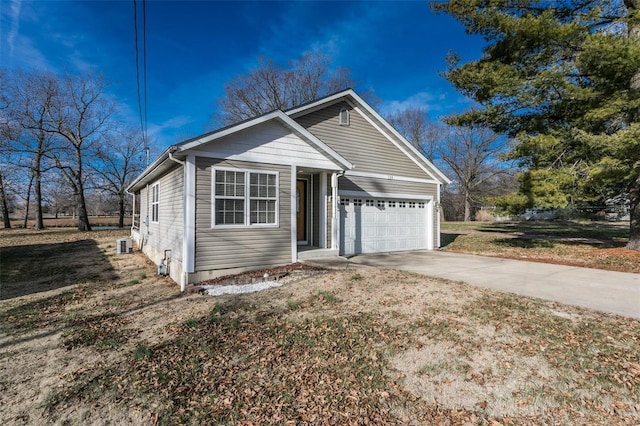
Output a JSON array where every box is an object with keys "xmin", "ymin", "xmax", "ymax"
[{"xmin": 339, "ymin": 197, "xmax": 430, "ymax": 256}]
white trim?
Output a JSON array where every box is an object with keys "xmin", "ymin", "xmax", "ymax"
[
  {"xmin": 287, "ymin": 89, "xmax": 451, "ymax": 184},
  {"xmin": 345, "ymin": 170, "xmax": 439, "ymax": 185},
  {"xmin": 291, "ymin": 165, "xmax": 297, "ymax": 262},
  {"xmin": 320, "ymin": 172, "xmax": 327, "ymax": 249},
  {"xmin": 296, "ymin": 176, "xmax": 310, "ymax": 244},
  {"xmin": 177, "ymin": 111, "xmax": 353, "ymax": 170},
  {"xmin": 427, "ymin": 199, "xmax": 434, "ymax": 250},
  {"xmin": 338, "ymin": 190, "xmax": 434, "ymax": 201},
  {"xmin": 184, "ymin": 154, "xmax": 196, "ymax": 275},
  {"xmin": 331, "ymin": 172, "xmax": 339, "ymax": 250},
  {"xmin": 187, "ymin": 149, "xmax": 345, "ymax": 171},
  {"xmin": 150, "ymin": 183, "xmax": 159, "ymax": 223},
  {"xmin": 211, "ymin": 167, "xmax": 280, "ymax": 228},
  {"xmin": 437, "ymin": 182, "xmax": 442, "ymax": 248}
]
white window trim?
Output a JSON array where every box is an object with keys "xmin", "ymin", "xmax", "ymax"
[
  {"xmin": 212, "ymin": 167, "xmax": 280, "ymax": 228},
  {"xmin": 151, "ymin": 183, "xmax": 159, "ymax": 223}
]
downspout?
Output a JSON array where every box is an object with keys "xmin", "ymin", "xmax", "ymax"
[
  {"xmin": 167, "ymin": 147, "xmax": 188, "ymax": 292},
  {"xmin": 331, "ymin": 171, "xmax": 345, "ymax": 251}
]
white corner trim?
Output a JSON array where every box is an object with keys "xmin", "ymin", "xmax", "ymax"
[
  {"xmin": 427, "ymin": 199, "xmax": 434, "ymax": 250},
  {"xmin": 184, "ymin": 154, "xmax": 196, "ymax": 275},
  {"xmin": 291, "ymin": 165, "xmax": 297, "ymax": 262},
  {"xmin": 345, "ymin": 170, "xmax": 439, "ymax": 185},
  {"xmin": 320, "ymin": 172, "xmax": 327, "ymax": 249}
]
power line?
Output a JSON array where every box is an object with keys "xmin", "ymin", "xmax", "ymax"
[{"xmin": 133, "ymin": 0, "xmax": 149, "ymax": 165}]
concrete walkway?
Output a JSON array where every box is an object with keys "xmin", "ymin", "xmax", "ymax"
[{"xmin": 305, "ymin": 251, "xmax": 640, "ymax": 320}]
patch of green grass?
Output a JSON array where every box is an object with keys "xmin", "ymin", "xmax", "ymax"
[
  {"xmin": 134, "ymin": 344, "xmax": 152, "ymax": 361},
  {"xmin": 317, "ymin": 290, "xmax": 339, "ymax": 304},
  {"xmin": 126, "ymin": 279, "xmax": 140, "ymax": 286},
  {"xmin": 0, "ymin": 291, "xmax": 79, "ymax": 333},
  {"xmin": 62, "ymin": 313, "xmax": 131, "ymax": 350},
  {"xmin": 350, "ymin": 273, "xmax": 362, "ymax": 281},
  {"xmin": 286, "ymin": 300, "xmax": 300, "ymax": 311},
  {"xmin": 184, "ymin": 318, "xmax": 199, "ymax": 328}
]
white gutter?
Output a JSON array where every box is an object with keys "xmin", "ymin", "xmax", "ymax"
[{"xmin": 167, "ymin": 149, "xmax": 189, "ymax": 292}]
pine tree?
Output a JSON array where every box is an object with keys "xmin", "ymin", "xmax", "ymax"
[{"xmin": 433, "ymin": 0, "xmax": 640, "ymax": 249}]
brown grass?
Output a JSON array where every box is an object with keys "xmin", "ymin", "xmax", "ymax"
[
  {"xmin": 1, "ymin": 229, "xmax": 639, "ymax": 424},
  {"xmin": 442, "ymin": 221, "xmax": 640, "ymax": 273}
]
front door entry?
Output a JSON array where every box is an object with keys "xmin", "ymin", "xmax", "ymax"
[{"xmin": 296, "ymin": 180, "xmax": 306, "ymax": 242}]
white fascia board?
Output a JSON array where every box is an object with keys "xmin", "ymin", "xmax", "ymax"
[
  {"xmin": 176, "ymin": 111, "xmax": 352, "ymax": 171},
  {"xmin": 127, "ymin": 149, "xmax": 172, "ymax": 193},
  {"xmin": 346, "ymin": 92, "xmax": 452, "ymax": 184},
  {"xmin": 351, "ymin": 103, "xmax": 450, "ymax": 184},
  {"xmin": 177, "ymin": 111, "xmax": 284, "ymax": 151},
  {"xmin": 278, "ymin": 113, "xmax": 353, "ymax": 170},
  {"xmin": 187, "ymin": 149, "xmax": 345, "ymax": 171},
  {"xmin": 286, "ymin": 89, "xmax": 355, "ymax": 117},
  {"xmin": 287, "ymin": 89, "xmax": 451, "ymax": 184}
]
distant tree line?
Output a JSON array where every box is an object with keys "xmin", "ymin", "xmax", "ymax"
[{"xmin": 0, "ymin": 69, "xmax": 148, "ymax": 230}]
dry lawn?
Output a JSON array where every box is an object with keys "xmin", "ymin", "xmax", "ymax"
[
  {"xmin": 1, "ymin": 229, "xmax": 639, "ymax": 425},
  {"xmin": 442, "ymin": 220, "xmax": 640, "ymax": 274}
]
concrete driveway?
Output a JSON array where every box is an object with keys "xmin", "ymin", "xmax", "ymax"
[{"xmin": 306, "ymin": 251, "xmax": 640, "ymax": 320}]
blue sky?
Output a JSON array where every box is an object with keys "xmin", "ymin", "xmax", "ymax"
[{"xmin": 1, "ymin": 0, "xmax": 485, "ymax": 150}]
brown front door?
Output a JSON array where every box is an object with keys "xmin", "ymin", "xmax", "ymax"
[{"xmin": 296, "ymin": 180, "xmax": 306, "ymax": 242}]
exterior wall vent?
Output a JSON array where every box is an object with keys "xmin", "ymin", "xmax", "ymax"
[
  {"xmin": 116, "ymin": 238, "xmax": 133, "ymax": 254},
  {"xmin": 339, "ymin": 107, "xmax": 350, "ymax": 126}
]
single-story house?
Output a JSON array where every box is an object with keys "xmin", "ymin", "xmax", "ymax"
[{"xmin": 127, "ymin": 89, "xmax": 450, "ymax": 290}]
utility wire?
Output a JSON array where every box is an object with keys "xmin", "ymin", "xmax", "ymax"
[{"xmin": 133, "ymin": 0, "xmax": 149, "ymax": 165}]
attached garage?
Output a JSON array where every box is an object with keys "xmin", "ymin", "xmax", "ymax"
[{"xmin": 339, "ymin": 195, "xmax": 434, "ymax": 256}]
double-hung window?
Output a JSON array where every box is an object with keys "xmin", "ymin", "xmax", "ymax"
[
  {"xmin": 151, "ymin": 183, "xmax": 159, "ymax": 223},
  {"xmin": 213, "ymin": 168, "xmax": 278, "ymax": 227}
]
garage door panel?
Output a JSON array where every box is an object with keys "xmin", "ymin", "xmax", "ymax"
[{"xmin": 340, "ymin": 197, "xmax": 428, "ymax": 256}]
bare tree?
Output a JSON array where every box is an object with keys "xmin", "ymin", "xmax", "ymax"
[
  {"xmin": 386, "ymin": 107, "xmax": 440, "ymax": 158},
  {"xmin": 90, "ymin": 128, "xmax": 147, "ymax": 228},
  {"xmin": 216, "ymin": 51, "xmax": 355, "ymax": 125},
  {"xmin": 440, "ymin": 125, "xmax": 510, "ymax": 221},
  {"xmin": 44, "ymin": 72, "xmax": 114, "ymax": 231},
  {"xmin": 2, "ymin": 70, "xmax": 59, "ymax": 229}
]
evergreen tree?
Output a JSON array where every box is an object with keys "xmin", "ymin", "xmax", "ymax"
[{"xmin": 433, "ymin": 0, "xmax": 640, "ymax": 249}]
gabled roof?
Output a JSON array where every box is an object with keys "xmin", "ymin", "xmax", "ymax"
[
  {"xmin": 127, "ymin": 110, "xmax": 353, "ymax": 193},
  {"xmin": 287, "ymin": 89, "xmax": 451, "ymax": 185}
]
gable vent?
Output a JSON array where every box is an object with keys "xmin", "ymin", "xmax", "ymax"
[{"xmin": 339, "ymin": 107, "xmax": 350, "ymax": 126}]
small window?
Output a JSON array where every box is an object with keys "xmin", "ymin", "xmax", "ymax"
[
  {"xmin": 388, "ymin": 201, "xmax": 396, "ymax": 208},
  {"xmin": 409, "ymin": 202, "xmax": 416, "ymax": 208},
  {"xmin": 365, "ymin": 199, "xmax": 374, "ymax": 207},
  {"xmin": 399, "ymin": 201, "xmax": 406, "ymax": 208},
  {"xmin": 354, "ymin": 199, "xmax": 363, "ymax": 206},
  {"xmin": 377, "ymin": 200, "xmax": 385, "ymax": 208},
  {"xmin": 340, "ymin": 198, "xmax": 350, "ymax": 206},
  {"xmin": 151, "ymin": 183, "xmax": 159, "ymax": 223},
  {"xmin": 339, "ymin": 107, "xmax": 350, "ymax": 126},
  {"xmin": 418, "ymin": 202, "xmax": 425, "ymax": 209}
]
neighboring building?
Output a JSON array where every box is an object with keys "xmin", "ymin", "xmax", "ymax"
[{"xmin": 127, "ymin": 89, "xmax": 450, "ymax": 290}]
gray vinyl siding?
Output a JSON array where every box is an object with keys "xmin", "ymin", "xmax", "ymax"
[
  {"xmin": 294, "ymin": 101, "xmax": 427, "ymax": 179},
  {"xmin": 144, "ymin": 165, "xmax": 184, "ymax": 265},
  {"xmin": 339, "ymin": 175, "xmax": 437, "ymax": 197},
  {"xmin": 195, "ymin": 157, "xmax": 291, "ymax": 271}
]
